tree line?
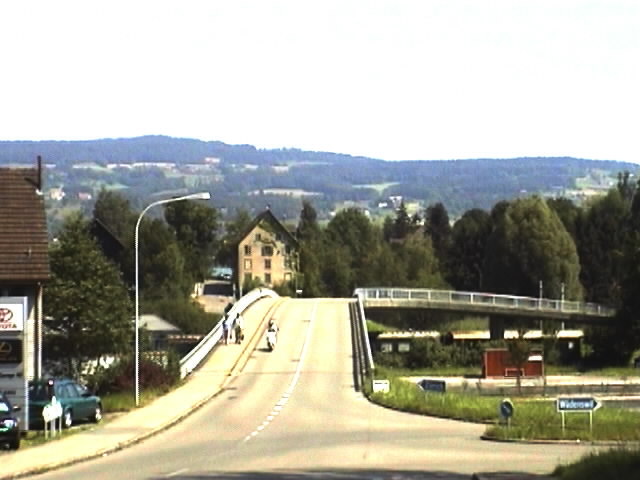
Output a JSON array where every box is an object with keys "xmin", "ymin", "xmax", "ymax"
[
  {"xmin": 292, "ymin": 172, "xmax": 640, "ymax": 366},
  {"xmin": 45, "ymin": 171, "xmax": 640, "ymax": 380}
]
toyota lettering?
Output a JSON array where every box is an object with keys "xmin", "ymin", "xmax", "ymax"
[{"xmin": 0, "ymin": 306, "xmax": 22, "ymax": 331}]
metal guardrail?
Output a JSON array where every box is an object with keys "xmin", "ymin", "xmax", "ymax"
[
  {"xmin": 353, "ymin": 287, "xmax": 616, "ymax": 317},
  {"xmin": 355, "ymin": 291, "xmax": 375, "ymax": 371},
  {"xmin": 179, "ymin": 288, "xmax": 279, "ymax": 379}
]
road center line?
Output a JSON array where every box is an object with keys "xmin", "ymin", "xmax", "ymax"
[{"xmin": 243, "ymin": 302, "xmax": 318, "ymax": 443}]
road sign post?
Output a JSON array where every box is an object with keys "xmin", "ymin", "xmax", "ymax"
[
  {"xmin": 42, "ymin": 396, "xmax": 62, "ymax": 438},
  {"xmin": 556, "ymin": 396, "xmax": 601, "ymax": 433}
]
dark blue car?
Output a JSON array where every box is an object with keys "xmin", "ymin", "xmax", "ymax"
[{"xmin": 0, "ymin": 392, "xmax": 21, "ymax": 450}]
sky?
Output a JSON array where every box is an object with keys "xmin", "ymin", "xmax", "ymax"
[{"xmin": 1, "ymin": 0, "xmax": 639, "ymax": 163}]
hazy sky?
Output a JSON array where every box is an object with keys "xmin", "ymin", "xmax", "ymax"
[{"xmin": 1, "ymin": 1, "xmax": 638, "ymax": 162}]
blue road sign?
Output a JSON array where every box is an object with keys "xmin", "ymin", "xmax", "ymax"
[
  {"xmin": 499, "ymin": 398, "xmax": 514, "ymax": 419},
  {"xmin": 417, "ymin": 379, "xmax": 446, "ymax": 393}
]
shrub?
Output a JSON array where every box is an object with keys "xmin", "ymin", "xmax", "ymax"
[{"xmin": 87, "ymin": 355, "xmax": 179, "ymax": 395}]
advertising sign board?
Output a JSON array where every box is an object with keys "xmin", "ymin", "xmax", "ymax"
[
  {"xmin": 0, "ymin": 339, "xmax": 22, "ymax": 364},
  {"xmin": 0, "ymin": 297, "xmax": 27, "ymax": 331}
]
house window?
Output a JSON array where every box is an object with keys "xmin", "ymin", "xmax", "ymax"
[
  {"xmin": 244, "ymin": 245, "xmax": 251, "ymax": 255},
  {"xmin": 244, "ymin": 259, "xmax": 252, "ymax": 270},
  {"xmin": 284, "ymin": 256, "xmax": 292, "ymax": 268},
  {"xmin": 264, "ymin": 259, "xmax": 271, "ymax": 270},
  {"xmin": 261, "ymin": 246, "xmax": 273, "ymax": 256},
  {"xmin": 398, "ymin": 342, "xmax": 411, "ymax": 353},
  {"xmin": 380, "ymin": 342, "xmax": 393, "ymax": 353},
  {"xmin": 255, "ymin": 233, "xmax": 262, "ymax": 241},
  {"xmin": 284, "ymin": 272, "xmax": 292, "ymax": 281},
  {"xmin": 265, "ymin": 273, "xmax": 272, "ymax": 284}
]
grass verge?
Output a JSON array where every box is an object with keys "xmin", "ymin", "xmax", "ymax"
[
  {"xmin": 367, "ymin": 367, "xmax": 640, "ymax": 441},
  {"xmin": 552, "ymin": 447, "xmax": 640, "ymax": 479},
  {"xmin": 15, "ymin": 388, "xmax": 174, "ymax": 451}
]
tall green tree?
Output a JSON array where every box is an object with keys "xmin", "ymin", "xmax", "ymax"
[
  {"xmin": 365, "ymin": 241, "xmax": 407, "ymax": 287},
  {"xmin": 93, "ymin": 189, "xmax": 136, "ymax": 243},
  {"xmin": 396, "ymin": 233, "xmax": 446, "ymax": 288},
  {"xmin": 45, "ymin": 213, "xmax": 133, "ymax": 376},
  {"xmin": 325, "ymin": 207, "xmax": 378, "ymax": 292},
  {"xmin": 165, "ymin": 200, "xmax": 220, "ymax": 283},
  {"xmin": 546, "ymin": 197, "xmax": 581, "ymax": 242},
  {"xmin": 447, "ymin": 208, "xmax": 492, "ymax": 291},
  {"xmin": 92, "ymin": 189, "xmax": 138, "ymax": 285},
  {"xmin": 483, "ymin": 196, "xmax": 583, "ymax": 300},
  {"xmin": 217, "ymin": 208, "xmax": 253, "ymax": 268},
  {"xmin": 296, "ymin": 201, "xmax": 325, "ymax": 297},
  {"xmin": 320, "ymin": 241, "xmax": 353, "ymax": 297},
  {"xmin": 138, "ymin": 218, "xmax": 189, "ymax": 300},
  {"xmin": 576, "ymin": 189, "xmax": 627, "ymax": 305},
  {"xmin": 424, "ymin": 202, "xmax": 452, "ymax": 273},
  {"xmin": 392, "ymin": 201, "xmax": 412, "ymax": 239}
]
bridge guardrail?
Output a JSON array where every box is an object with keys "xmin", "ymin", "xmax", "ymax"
[
  {"xmin": 355, "ymin": 291, "xmax": 374, "ymax": 372},
  {"xmin": 179, "ymin": 288, "xmax": 279, "ymax": 379},
  {"xmin": 353, "ymin": 287, "xmax": 616, "ymax": 317}
]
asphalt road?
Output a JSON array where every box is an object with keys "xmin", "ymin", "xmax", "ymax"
[{"xmin": 28, "ymin": 298, "xmax": 597, "ymax": 480}]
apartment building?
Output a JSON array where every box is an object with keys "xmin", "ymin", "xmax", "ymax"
[{"xmin": 236, "ymin": 209, "xmax": 298, "ymax": 292}]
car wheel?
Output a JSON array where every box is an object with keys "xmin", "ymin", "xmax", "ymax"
[
  {"xmin": 92, "ymin": 404, "xmax": 102, "ymax": 423},
  {"xmin": 63, "ymin": 410, "xmax": 73, "ymax": 429},
  {"xmin": 9, "ymin": 435, "xmax": 21, "ymax": 450}
]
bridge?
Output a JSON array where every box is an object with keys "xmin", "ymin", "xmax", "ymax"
[{"xmin": 354, "ymin": 287, "xmax": 616, "ymax": 338}]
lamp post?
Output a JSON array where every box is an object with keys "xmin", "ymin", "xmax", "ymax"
[{"xmin": 134, "ymin": 192, "xmax": 211, "ymax": 406}]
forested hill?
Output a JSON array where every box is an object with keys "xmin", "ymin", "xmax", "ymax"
[
  {"xmin": 0, "ymin": 135, "xmax": 369, "ymax": 166},
  {"xmin": 0, "ymin": 135, "xmax": 638, "ymax": 221}
]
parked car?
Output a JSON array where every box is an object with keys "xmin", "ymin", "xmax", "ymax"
[
  {"xmin": 28, "ymin": 378, "xmax": 102, "ymax": 429},
  {"xmin": 0, "ymin": 392, "xmax": 21, "ymax": 450}
]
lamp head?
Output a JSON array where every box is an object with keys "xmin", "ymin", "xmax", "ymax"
[{"xmin": 191, "ymin": 192, "xmax": 211, "ymax": 200}]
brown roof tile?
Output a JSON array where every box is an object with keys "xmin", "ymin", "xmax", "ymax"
[{"xmin": 0, "ymin": 167, "xmax": 50, "ymax": 282}]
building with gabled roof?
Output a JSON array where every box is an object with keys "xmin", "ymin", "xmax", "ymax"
[
  {"xmin": 0, "ymin": 157, "xmax": 50, "ymax": 384},
  {"xmin": 236, "ymin": 208, "xmax": 299, "ymax": 294}
]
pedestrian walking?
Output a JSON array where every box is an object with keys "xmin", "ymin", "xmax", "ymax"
[
  {"xmin": 222, "ymin": 314, "xmax": 233, "ymax": 344},
  {"xmin": 222, "ymin": 316, "xmax": 229, "ymax": 344},
  {"xmin": 226, "ymin": 314, "xmax": 235, "ymax": 344},
  {"xmin": 235, "ymin": 313, "xmax": 244, "ymax": 344}
]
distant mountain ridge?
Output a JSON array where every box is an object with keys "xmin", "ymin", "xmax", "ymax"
[
  {"xmin": 0, "ymin": 135, "xmax": 372, "ymax": 167},
  {"xmin": 2, "ymin": 134, "xmax": 635, "ymax": 169},
  {"xmin": 1, "ymin": 135, "xmax": 637, "ymax": 222}
]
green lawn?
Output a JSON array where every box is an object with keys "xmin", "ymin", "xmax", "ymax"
[{"xmin": 366, "ymin": 367, "xmax": 640, "ymax": 442}]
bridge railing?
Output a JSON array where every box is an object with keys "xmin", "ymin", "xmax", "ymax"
[
  {"xmin": 179, "ymin": 288, "xmax": 279, "ymax": 379},
  {"xmin": 353, "ymin": 287, "xmax": 616, "ymax": 317}
]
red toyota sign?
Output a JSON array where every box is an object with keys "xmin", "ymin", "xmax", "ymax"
[{"xmin": 0, "ymin": 304, "xmax": 23, "ymax": 331}]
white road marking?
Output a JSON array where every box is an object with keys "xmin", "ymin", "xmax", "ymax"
[
  {"xmin": 243, "ymin": 302, "xmax": 318, "ymax": 442},
  {"xmin": 165, "ymin": 468, "xmax": 189, "ymax": 478}
]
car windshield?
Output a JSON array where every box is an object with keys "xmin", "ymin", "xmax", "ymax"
[{"xmin": 0, "ymin": 401, "xmax": 9, "ymax": 413}]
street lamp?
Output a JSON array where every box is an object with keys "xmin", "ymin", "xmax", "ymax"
[{"xmin": 134, "ymin": 191, "xmax": 211, "ymax": 406}]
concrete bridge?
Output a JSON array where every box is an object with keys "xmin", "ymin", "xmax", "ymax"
[{"xmin": 354, "ymin": 287, "xmax": 616, "ymax": 338}]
